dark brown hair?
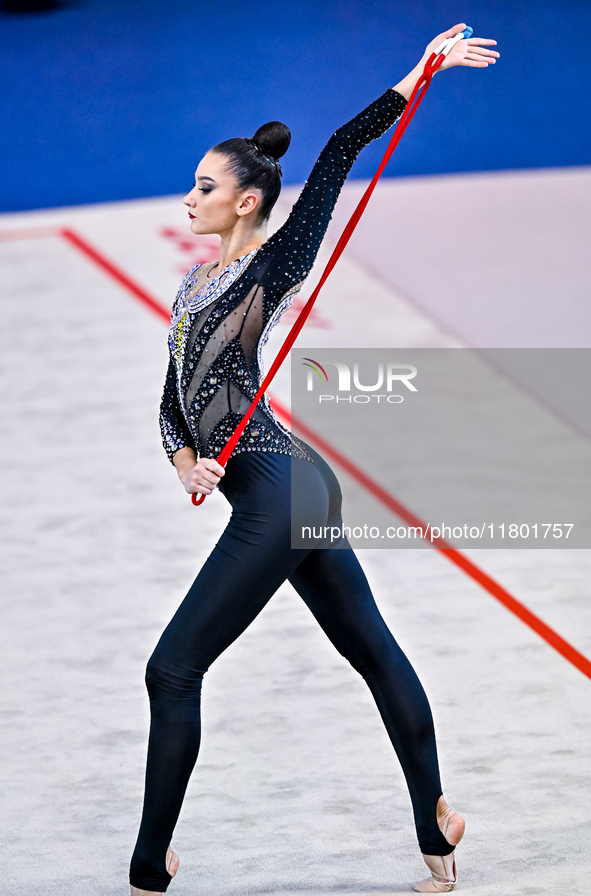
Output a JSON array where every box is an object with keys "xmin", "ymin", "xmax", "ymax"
[{"xmin": 212, "ymin": 121, "xmax": 291, "ymax": 222}]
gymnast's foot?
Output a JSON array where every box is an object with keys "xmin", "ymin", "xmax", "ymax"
[
  {"xmin": 130, "ymin": 847, "xmax": 179, "ymax": 896},
  {"xmin": 436, "ymin": 795, "xmax": 465, "ymax": 847},
  {"xmin": 413, "ymin": 797, "xmax": 465, "ymax": 892}
]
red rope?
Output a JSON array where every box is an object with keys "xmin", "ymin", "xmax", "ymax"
[{"xmin": 193, "ymin": 52, "xmax": 443, "ymax": 505}]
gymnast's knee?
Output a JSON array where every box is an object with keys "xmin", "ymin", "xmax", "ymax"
[
  {"xmin": 340, "ymin": 629, "xmax": 407, "ymax": 680},
  {"xmin": 145, "ymin": 652, "xmax": 207, "ymax": 704}
]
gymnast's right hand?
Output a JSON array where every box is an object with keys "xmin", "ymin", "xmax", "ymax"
[{"xmin": 173, "ymin": 448, "xmax": 225, "ymax": 495}]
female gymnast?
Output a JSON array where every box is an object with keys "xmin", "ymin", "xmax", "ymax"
[{"xmin": 130, "ymin": 23, "xmax": 499, "ymax": 895}]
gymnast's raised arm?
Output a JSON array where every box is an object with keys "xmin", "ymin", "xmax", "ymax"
[{"xmin": 255, "ymin": 23, "xmax": 498, "ymax": 298}]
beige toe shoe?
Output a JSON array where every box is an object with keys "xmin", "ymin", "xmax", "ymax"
[{"xmin": 413, "ymin": 852, "xmax": 457, "ymax": 892}]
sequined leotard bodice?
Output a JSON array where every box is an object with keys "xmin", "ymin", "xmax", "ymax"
[{"xmin": 159, "ymin": 88, "xmax": 406, "ymax": 464}]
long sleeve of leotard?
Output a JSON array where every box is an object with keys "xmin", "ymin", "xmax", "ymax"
[
  {"xmin": 157, "ymin": 88, "xmax": 407, "ymax": 465},
  {"xmin": 159, "ymin": 354, "xmax": 196, "ymax": 462},
  {"xmin": 253, "ymin": 88, "xmax": 407, "ymax": 298}
]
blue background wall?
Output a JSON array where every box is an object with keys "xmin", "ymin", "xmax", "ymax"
[{"xmin": 2, "ymin": 0, "xmax": 590, "ymax": 212}]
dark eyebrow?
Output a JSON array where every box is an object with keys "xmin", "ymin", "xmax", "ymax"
[{"xmin": 197, "ymin": 176, "xmax": 216, "ymax": 184}]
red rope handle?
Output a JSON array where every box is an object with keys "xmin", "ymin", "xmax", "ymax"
[{"xmin": 192, "ymin": 52, "xmax": 444, "ymax": 505}]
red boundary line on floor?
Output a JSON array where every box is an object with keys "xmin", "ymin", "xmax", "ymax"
[
  {"xmin": 269, "ymin": 397, "xmax": 591, "ymax": 680},
  {"xmin": 60, "ymin": 229, "xmax": 172, "ymax": 323},
  {"xmin": 0, "ymin": 224, "xmax": 171, "ymax": 322},
  {"xmin": 3, "ymin": 224, "xmax": 590, "ymax": 681}
]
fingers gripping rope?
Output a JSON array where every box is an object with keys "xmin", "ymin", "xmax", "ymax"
[
  {"xmin": 192, "ymin": 28, "xmax": 472, "ymax": 506},
  {"xmin": 435, "ymin": 25, "xmax": 473, "ymax": 59}
]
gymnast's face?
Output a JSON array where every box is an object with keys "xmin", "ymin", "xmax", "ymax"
[{"xmin": 183, "ymin": 151, "xmax": 262, "ymax": 235}]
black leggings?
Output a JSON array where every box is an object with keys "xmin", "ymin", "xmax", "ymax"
[{"xmin": 130, "ymin": 447, "xmax": 452, "ymax": 891}]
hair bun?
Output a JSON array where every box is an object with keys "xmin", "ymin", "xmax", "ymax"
[{"xmin": 252, "ymin": 121, "xmax": 291, "ymax": 160}]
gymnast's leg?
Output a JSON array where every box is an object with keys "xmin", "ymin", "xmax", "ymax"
[
  {"xmin": 130, "ymin": 453, "xmax": 328, "ymax": 892},
  {"xmin": 288, "ymin": 546, "xmax": 453, "ymax": 857}
]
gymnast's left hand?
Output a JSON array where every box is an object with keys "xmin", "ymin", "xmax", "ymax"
[
  {"xmin": 172, "ymin": 447, "xmax": 225, "ymax": 495},
  {"xmin": 182, "ymin": 457, "xmax": 225, "ymax": 495}
]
